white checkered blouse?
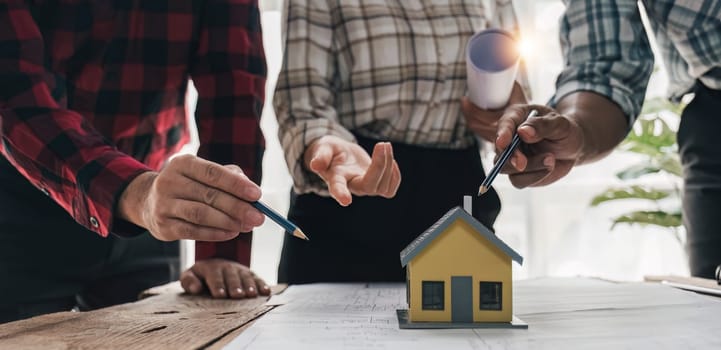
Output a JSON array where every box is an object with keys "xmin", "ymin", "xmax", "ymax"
[{"xmin": 274, "ymin": 0, "xmax": 523, "ymax": 194}]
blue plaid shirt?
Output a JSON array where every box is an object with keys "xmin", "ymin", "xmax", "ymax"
[{"xmin": 552, "ymin": 0, "xmax": 721, "ymax": 123}]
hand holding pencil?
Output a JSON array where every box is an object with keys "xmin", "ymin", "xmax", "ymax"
[{"xmin": 478, "ymin": 104, "xmax": 586, "ymax": 192}]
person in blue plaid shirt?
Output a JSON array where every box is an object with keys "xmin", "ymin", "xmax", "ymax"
[{"xmin": 463, "ymin": 0, "xmax": 721, "ymax": 278}]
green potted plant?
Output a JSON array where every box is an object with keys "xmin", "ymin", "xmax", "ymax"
[{"xmin": 590, "ymin": 97, "xmax": 685, "ymax": 243}]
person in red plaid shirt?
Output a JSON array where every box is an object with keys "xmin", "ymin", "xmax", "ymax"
[{"xmin": 0, "ymin": 0, "xmax": 270, "ymax": 323}]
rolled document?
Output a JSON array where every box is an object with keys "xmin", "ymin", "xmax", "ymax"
[{"xmin": 466, "ymin": 29, "xmax": 520, "ymax": 110}]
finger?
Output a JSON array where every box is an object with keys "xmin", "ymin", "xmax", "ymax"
[
  {"xmin": 497, "ymin": 150, "xmax": 528, "ymax": 173},
  {"xmin": 171, "ymin": 155, "xmax": 261, "ymax": 202},
  {"xmin": 170, "ymin": 219, "xmax": 239, "ymax": 241},
  {"xmin": 506, "ymin": 153, "xmax": 554, "ymax": 175},
  {"xmin": 224, "ymin": 266, "xmax": 245, "ymax": 299},
  {"xmin": 255, "ymin": 275, "xmax": 271, "ymax": 296},
  {"xmin": 461, "ymin": 96, "xmax": 503, "ymax": 123},
  {"xmin": 380, "ymin": 160, "xmax": 401, "ymax": 198},
  {"xmin": 508, "ymin": 168, "xmax": 552, "ymax": 189},
  {"xmin": 518, "ymin": 113, "xmax": 573, "ymax": 143},
  {"xmin": 350, "ymin": 142, "xmax": 388, "ymax": 195},
  {"xmin": 506, "ymin": 153, "xmax": 556, "ymax": 188},
  {"xmin": 328, "ymin": 174, "xmax": 352, "ymax": 206},
  {"xmin": 496, "ymin": 104, "xmax": 548, "ymax": 149},
  {"xmin": 493, "ymin": 146, "xmax": 528, "ymax": 173},
  {"xmin": 240, "ymin": 269, "xmax": 258, "ymax": 298},
  {"xmin": 533, "ymin": 159, "xmax": 575, "ymax": 187},
  {"xmin": 167, "ymin": 199, "xmax": 241, "ymax": 232},
  {"xmin": 169, "ymin": 176, "xmax": 265, "ymax": 228},
  {"xmin": 308, "ymin": 142, "xmax": 334, "ymax": 174},
  {"xmin": 193, "ymin": 263, "xmax": 227, "ymax": 298},
  {"xmin": 376, "ymin": 144, "xmax": 398, "ymax": 197},
  {"xmin": 180, "ymin": 269, "xmax": 204, "ymax": 295}
]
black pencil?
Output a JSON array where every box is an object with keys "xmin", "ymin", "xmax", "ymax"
[{"xmin": 478, "ymin": 109, "xmax": 539, "ymax": 195}]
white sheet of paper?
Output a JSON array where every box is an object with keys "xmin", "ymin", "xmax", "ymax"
[{"xmin": 224, "ymin": 279, "xmax": 721, "ymax": 350}]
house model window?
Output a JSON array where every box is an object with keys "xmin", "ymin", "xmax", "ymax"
[
  {"xmin": 422, "ymin": 281, "xmax": 444, "ymax": 310},
  {"xmin": 480, "ymin": 281, "xmax": 502, "ymax": 310}
]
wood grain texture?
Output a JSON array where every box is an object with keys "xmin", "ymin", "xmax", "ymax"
[{"xmin": 0, "ymin": 285, "xmax": 287, "ymax": 350}]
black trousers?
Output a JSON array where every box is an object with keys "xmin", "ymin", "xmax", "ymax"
[
  {"xmin": 678, "ymin": 82, "xmax": 721, "ymax": 279},
  {"xmin": 277, "ymin": 135, "xmax": 501, "ymax": 284},
  {"xmin": 0, "ymin": 157, "xmax": 179, "ymax": 324}
]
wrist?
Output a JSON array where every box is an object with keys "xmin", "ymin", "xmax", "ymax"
[
  {"xmin": 556, "ymin": 91, "xmax": 629, "ymax": 165},
  {"xmin": 303, "ymin": 136, "xmax": 325, "ymax": 170},
  {"xmin": 117, "ymin": 171, "xmax": 158, "ymax": 228}
]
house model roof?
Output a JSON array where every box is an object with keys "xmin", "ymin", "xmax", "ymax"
[{"xmin": 400, "ymin": 206, "xmax": 523, "ymax": 267}]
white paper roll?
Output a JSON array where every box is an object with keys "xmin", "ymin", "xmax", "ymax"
[{"xmin": 466, "ymin": 29, "xmax": 520, "ymax": 110}]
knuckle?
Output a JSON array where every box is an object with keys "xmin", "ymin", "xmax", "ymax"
[
  {"xmin": 225, "ymin": 164, "xmax": 243, "ymax": 174},
  {"xmin": 203, "ymin": 188, "xmax": 219, "ymax": 205},
  {"xmin": 154, "ymin": 173, "xmax": 172, "ymax": 191},
  {"xmin": 178, "ymin": 223, "xmax": 194, "ymax": 238},
  {"xmin": 205, "ymin": 163, "xmax": 221, "ymax": 182},
  {"xmin": 184, "ymin": 205, "xmax": 203, "ymax": 223},
  {"xmin": 173, "ymin": 154, "xmax": 193, "ymax": 167}
]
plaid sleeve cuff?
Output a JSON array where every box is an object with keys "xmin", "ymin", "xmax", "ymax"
[
  {"xmin": 76, "ymin": 151, "xmax": 151, "ymax": 237},
  {"xmin": 280, "ymin": 119, "xmax": 356, "ymax": 196},
  {"xmin": 551, "ymin": 79, "xmax": 641, "ymax": 127}
]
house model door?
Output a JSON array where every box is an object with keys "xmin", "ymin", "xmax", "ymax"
[{"xmin": 451, "ymin": 276, "xmax": 473, "ymax": 323}]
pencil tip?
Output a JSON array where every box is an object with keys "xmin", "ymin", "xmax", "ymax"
[
  {"xmin": 294, "ymin": 228, "xmax": 309, "ymax": 241},
  {"xmin": 478, "ymin": 185, "xmax": 488, "ymax": 196}
]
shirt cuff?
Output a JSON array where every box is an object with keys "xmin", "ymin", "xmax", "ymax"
[
  {"xmin": 76, "ymin": 151, "xmax": 151, "ymax": 237},
  {"xmin": 281, "ymin": 121, "xmax": 356, "ymax": 196},
  {"xmin": 551, "ymin": 81, "xmax": 640, "ymax": 127}
]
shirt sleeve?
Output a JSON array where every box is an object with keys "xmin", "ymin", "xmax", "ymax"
[
  {"xmin": 0, "ymin": 1, "xmax": 150, "ymax": 237},
  {"xmin": 551, "ymin": 0, "xmax": 655, "ymax": 125},
  {"xmin": 190, "ymin": 0, "xmax": 267, "ymax": 265},
  {"xmin": 273, "ymin": 0, "xmax": 356, "ymax": 196}
]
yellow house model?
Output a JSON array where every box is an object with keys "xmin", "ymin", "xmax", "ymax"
[{"xmin": 398, "ymin": 205, "xmax": 525, "ymax": 328}]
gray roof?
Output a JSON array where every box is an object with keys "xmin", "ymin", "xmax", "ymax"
[{"xmin": 400, "ymin": 207, "xmax": 523, "ymax": 267}]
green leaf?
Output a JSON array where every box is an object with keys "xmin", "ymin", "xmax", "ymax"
[
  {"xmin": 621, "ymin": 116, "xmax": 677, "ymax": 153},
  {"xmin": 610, "ymin": 210, "xmax": 683, "ymax": 229},
  {"xmin": 657, "ymin": 154, "xmax": 683, "ymax": 177},
  {"xmin": 615, "ymin": 154, "xmax": 682, "ymax": 180},
  {"xmin": 640, "ymin": 97, "xmax": 685, "ymax": 116},
  {"xmin": 590, "ymin": 186, "xmax": 671, "ymax": 206},
  {"xmin": 616, "ymin": 164, "xmax": 662, "ymax": 180}
]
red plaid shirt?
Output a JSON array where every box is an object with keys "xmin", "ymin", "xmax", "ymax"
[{"xmin": 0, "ymin": 0, "xmax": 265, "ymax": 265}]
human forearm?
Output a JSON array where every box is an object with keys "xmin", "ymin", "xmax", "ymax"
[{"xmin": 555, "ymin": 91, "xmax": 629, "ymax": 165}]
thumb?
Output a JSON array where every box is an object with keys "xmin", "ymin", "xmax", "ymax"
[
  {"xmin": 518, "ymin": 112, "xmax": 573, "ymax": 143},
  {"xmin": 180, "ymin": 269, "xmax": 204, "ymax": 295}
]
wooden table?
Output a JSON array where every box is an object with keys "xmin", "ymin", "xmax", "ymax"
[{"xmin": 0, "ymin": 283, "xmax": 285, "ymax": 350}]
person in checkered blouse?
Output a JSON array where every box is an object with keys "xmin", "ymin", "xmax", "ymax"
[
  {"xmin": 0, "ymin": 0, "xmax": 273, "ymax": 323},
  {"xmin": 464, "ymin": 0, "xmax": 721, "ymax": 279},
  {"xmin": 272, "ymin": 0, "xmax": 526, "ymax": 283}
]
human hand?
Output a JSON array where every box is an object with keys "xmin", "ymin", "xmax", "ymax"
[
  {"xmin": 118, "ymin": 155, "xmax": 264, "ymax": 241},
  {"xmin": 494, "ymin": 104, "xmax": 585, "ymax": 188},
  {"xmin": 303, "ymin": 135, "xmax": 401, "ymax": 206},
  {"xmin": 461, "ymin": 82, "xmax": 527, "ymax": 142},
  {"xmin": 180, "ymin": 258, "xmax": 271, "ymax": 299}
]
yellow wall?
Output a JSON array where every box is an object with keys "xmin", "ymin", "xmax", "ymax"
[{"xmin": 407, "ymin": 219, "xmax": 512, "ymax": 323}]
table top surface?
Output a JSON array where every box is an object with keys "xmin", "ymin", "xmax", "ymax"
[{"xmin": 1, "ymin": 277, "xmax": 720, "ymax": 350}]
